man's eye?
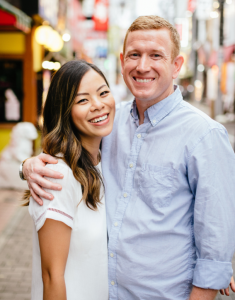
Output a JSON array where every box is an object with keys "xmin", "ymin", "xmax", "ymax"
[
  {"xmin": 131, "ymin": 53, "xmax": 139, "ymax": 57},
  {"xmin": 153, "ymin": 54, "xmax": 160, "ymax": 58}
]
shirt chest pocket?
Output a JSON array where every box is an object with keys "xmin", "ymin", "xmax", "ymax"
[{"xmin": 138, "ymin": 164, "xmax": 175, "ymax": 209}]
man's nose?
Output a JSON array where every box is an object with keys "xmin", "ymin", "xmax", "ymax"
[{"xmin": 136, "ymin": 55, "xmax": 151, "ymax": 73}]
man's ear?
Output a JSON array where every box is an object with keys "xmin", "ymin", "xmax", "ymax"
[
  {"xmin": 172, "ymin": 55, "xmax": 184, "ymax": 79},
  {"xmin": 120, "ymin": 52, "xmax": 124, "ymax": 75}
]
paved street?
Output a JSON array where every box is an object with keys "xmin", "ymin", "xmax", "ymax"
[{"xmin": 0, "ymin": 190, "xmax": 32, "ymax": 300}]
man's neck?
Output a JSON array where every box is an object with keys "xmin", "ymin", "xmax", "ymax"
[{"xmin": 136, "ymin": 86, "xmax": 175, "ymax": 125}]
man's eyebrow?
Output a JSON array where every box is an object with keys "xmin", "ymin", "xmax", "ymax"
[
  {"xmin": 153, "ymin": 49, "xmax": 165, "ymax": 54},
  {"xmin": 96, "ymin": 84, "xmax": 107, "ymax": 92},
  {"xmin": 126, "ymin": 49, "xmax": 166, "ymax": 55}
]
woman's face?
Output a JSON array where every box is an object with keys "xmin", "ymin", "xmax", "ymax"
[{"xmin": 71, "ymin": 69, "xmax": 115, "ymax": 144}]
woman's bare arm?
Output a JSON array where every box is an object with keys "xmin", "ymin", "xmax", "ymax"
[
  {"xmin": 38, "ymin": 219, "xmax": 71, "ymax": 300},
  {"xmin": 23, "ymin": 153, "xmax": 64, "ymax": 205}
]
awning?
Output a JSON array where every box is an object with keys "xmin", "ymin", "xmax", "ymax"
[{"xmin": 0, "ymin": 0, "xmax": 31, "ymax": 33}]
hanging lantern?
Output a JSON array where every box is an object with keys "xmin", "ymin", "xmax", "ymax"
[
  {"xmin": 35, "ymin": 25, "xmax": 53, "ymax": 45},
  {"xmin": 35, "ymin": 25, "xmax": 64, "ymax": 52},
  {"xmin": 47, "ymin": 31, "xmax": 64, "ymax": 52}
]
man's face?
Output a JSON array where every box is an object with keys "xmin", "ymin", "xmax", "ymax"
[{"xmin": 120, "ymin": 29, "xmax": 183, "ymax": 104}]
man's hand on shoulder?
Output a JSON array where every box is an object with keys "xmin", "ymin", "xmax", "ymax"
[
  {"xmin": 23, "ymin": 153, "xmax": 63, "ymax": 205},
  {"xmin": 189, "ymin": 286, "xmax": 218, "ymax": 300}
]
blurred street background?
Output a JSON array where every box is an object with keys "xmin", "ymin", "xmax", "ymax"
[{"xmin": 0, "ymin": 0, "xmax": 235, "ymax": 299}]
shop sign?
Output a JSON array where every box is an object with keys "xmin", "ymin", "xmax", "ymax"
[
  {"xmin": 187, "ymin": 0, "xmax": 197, "ymax": 12},
  {"xmin": 80, "ymin": 20, "xmax": 108, "ymax": 59},
  {"xmin": 39, "ymin": 0, "xmax": 59, "ymax": 27},
  {"xmin": 93, "ymin": 0, "xmax": 108, "ymax": 31},
  {"xmin": 67, "ymin": 0, "xmax": 85, "ymax": 50},
  {"xmin": 196, "ymin": 0, "xmax": 213, "ymax": 20},
  {"xmin": 82, "ymin": 0, "xmax": 95, "ymax": 18},
  {"xmin": 175, "ymin": 18, "xmax": 189, "ymax": 48},
  {"xmin": 207, "ymin": 65, "xmax": 219, "ymax": 100}
]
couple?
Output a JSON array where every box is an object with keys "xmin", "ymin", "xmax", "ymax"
[{"xmin": 22, "ymin": 16, "xmax": 235, "ymax": 300}]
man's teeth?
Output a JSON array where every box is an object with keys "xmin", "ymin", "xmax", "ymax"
[
  {"xmin": 136, "ymin": 78, "xmax": 153, "ymax": 83},
  {"xmin": 90, "ymin": 114, "xmax": 108, "ymax": 123}
]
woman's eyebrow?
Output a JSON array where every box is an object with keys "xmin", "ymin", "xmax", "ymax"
[
  {"xmin": 96, "ymin": 84, "xmax": 107, "ymax": 92},
  {"xmin": 77, "ymin": 84, "xmax": 107, "ymax": 96},
  {"xmin": 77, "ymin": 92, "xmax": 89, "ymax": 96}
]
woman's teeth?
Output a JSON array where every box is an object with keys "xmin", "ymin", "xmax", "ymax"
[{"xmin": 90, "ymin": 114, "xmax": 108, "ymax": 123}]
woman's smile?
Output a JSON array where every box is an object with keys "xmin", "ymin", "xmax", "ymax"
[{"xmin": 89, "ymin": 113, "xmax": 110, "ymax": 125}]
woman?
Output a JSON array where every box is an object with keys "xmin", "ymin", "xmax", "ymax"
[{"xmin": 26, "ymin": 60, "xmax": 115, "ymax": 300}]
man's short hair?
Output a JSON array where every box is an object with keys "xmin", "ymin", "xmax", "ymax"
[{"xmin": 123, "ymin": 15, "xmax": 181, "ymax": 61}]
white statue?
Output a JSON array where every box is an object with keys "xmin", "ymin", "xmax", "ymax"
[
  {"xmin": 0, "ymin": 122, "xmax": 38, "ymax": 190},
  {"xmin": 5, "ymin": 89, "xmax": 20, "ymax": 121}
]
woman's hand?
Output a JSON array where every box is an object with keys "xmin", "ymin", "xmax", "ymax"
[
  {"xmin": 23, "ymin": 153, "xmax": 63, "ymax": 205},
  {"xmin": 220, "ymin": 276, "xmax": 235, "ymax": 296}
]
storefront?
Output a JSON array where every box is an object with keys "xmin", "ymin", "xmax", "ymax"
[
  {"xmin": 0, "ymin": 0, "xmax": 37, "ymax": 152},
  {"xmin": 0, "ymin": 0, "xmax": 64, "ymax": 152}
]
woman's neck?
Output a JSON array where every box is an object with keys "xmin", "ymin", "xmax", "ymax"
[{"xmin": 81, "ymin": 137, "xmax": 101, "ymax": 166}]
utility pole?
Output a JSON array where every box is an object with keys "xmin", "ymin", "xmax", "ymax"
[{"xmin": 215, "ymin": 0, "xmax": 225, "ymax": 116}]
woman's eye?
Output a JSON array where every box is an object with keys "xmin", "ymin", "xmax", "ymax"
[
  {"xmin": 77, "ymin": 99, "xmax": 87, "ymax": 104},
  {"xmin": 100, "ymin": 91, "xmax": 109, "ymax": 96}
]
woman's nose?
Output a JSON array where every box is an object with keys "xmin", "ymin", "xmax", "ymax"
[{"xmin": 91, "ymin": 98, "xmax": 105, "ymax": 111}]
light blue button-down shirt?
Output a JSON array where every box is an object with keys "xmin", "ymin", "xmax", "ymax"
[{"xmin": 101, "ymin": 86, "xmax": 235, "ymax": 300}]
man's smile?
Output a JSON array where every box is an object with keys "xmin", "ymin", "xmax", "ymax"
[{"xmin": 133, "ymin": 77, "xmax": 155, "ymax": 83}]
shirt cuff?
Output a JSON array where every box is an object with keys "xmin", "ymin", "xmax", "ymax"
[{"xmin": 193, "ymin": 259, "xmax": 233, "ymax": 289}]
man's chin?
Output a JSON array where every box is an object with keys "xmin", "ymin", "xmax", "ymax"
[{"xmin": 134, "ymin": 93, "xmax": 155, "ymax": 102}]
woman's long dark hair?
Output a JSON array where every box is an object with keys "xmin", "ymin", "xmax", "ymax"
[{"xmin": 24, "ymin": 60, "xmax": 109, "ymax": 209}]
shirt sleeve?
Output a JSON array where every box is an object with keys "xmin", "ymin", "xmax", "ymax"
[
  {"xmin": 187, "ymin": 127, "xmax": 235, "ymax": 290},
  {"xmin": 28, "ymin": 161, "xmax": 81, "ymax": 231}
]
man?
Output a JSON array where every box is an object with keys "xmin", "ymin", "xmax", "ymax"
[{"xmin": 22, "ymin": 16, "xmax": 235, "ymax": 300}]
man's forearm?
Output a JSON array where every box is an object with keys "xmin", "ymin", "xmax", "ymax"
[{"xmin": 189, "ymin": 286, "xmax": 217, "ymax": 300}]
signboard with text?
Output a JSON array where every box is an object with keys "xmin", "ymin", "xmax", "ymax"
[
  {"xmin": 187, "ymin": 0, "xmax": 197, "ymax": 12},
  {"xmin": 93, "ymin": 0, "xmax": 108, "ymax": 31},
  {"xmin": 39, "ymin": 0, "xmax": 59, "ymax": 27}
]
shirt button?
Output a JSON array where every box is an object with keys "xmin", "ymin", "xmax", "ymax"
[
  {"xmin": 111, "ymin": 281, "xmax": 115, "ymax": 285},
  {"xmin": 129, "ymin": 163, "xmax": 133, "ymax": 168},
  {"xmin": 153, "ymin": 120, "xmax": 156, "ymax": 124},
  {"xmin": 123, "ymin": 193, "xmax": 127, "ymax": 198},
  {"xmin": 114, "ymin": 222, "xmax": 118, "ymax": 227},
  {"xmin": 110, "ymin": 253, "xmax": 114, "ymax": 257},
  {"xmin": 137, "ymin": 134, "xmax": 141, "ymax": 138}
]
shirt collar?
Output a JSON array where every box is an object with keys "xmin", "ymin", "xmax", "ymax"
[{"xmin": 130, "ymin": 85, "xmax": 183, "ymax": 127}]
